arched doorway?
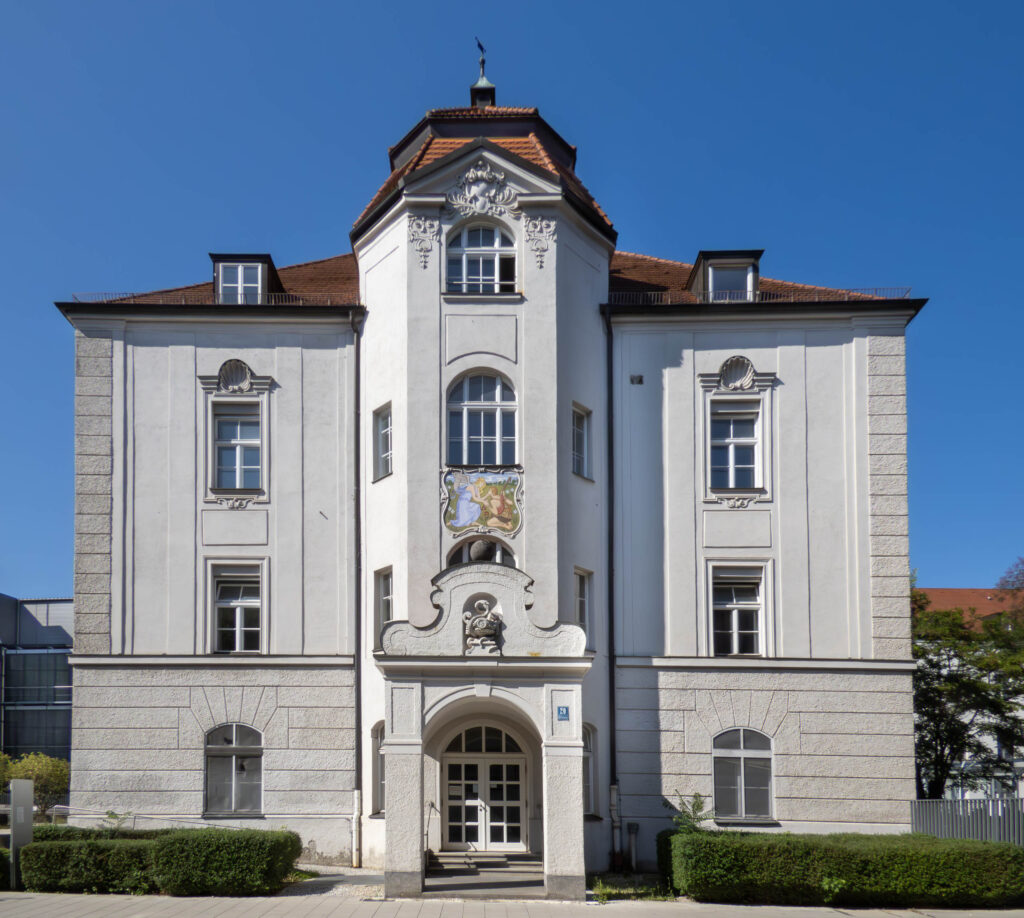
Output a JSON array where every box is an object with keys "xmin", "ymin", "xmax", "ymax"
[{"xmin": 441, "ymin": 725, "xmax": 528, "ymax": 851}]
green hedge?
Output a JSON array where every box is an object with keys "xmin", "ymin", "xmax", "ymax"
[
  {"xmin": 656, "ymin": 829, "xmax": 676, "ymax": 893},
  {"xmin": 20, "ymin": 839, "xmax": 157, "ymax": 894},
  {"xmin": 665, "ymin": 831, "xmax": 1024, "ymax": 908},
  {"xmin": 0, "ymin": 847, "xmax": 9, "ymax": 891},
  {"xmin": 20, "ymin": 828, "xmax": 302, "ymax": 896},
  {"xmin": 31, "ymin": 824, "xmax": 177, "ymax": 842},
  {"xmin": 152, "ymin": 829, "xmax": 302, "ymax": 896}
]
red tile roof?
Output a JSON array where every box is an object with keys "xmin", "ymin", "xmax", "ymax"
[
  {"xmin": 919, "ymin": 588, "xmax": 1024, "ymax": 618},
  {"xmin": 426, "ymin": 106, "xmax": 540, "ymax": 118}
]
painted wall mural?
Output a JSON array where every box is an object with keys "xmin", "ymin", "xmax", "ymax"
[{"xmin": 442, "ymin": 469, "xmax": 523, "ymax": 536}]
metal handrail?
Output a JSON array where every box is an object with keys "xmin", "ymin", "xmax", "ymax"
[{"xmin": 607, "ymin": 287, "xmax": 912, "ymax": 306}]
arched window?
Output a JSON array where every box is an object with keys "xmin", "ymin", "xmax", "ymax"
[
  {"xmin": 447, "ymin": 537, "xmax": 516, "ymax": 568},
  {"xmin": 445, "ymin": 725, "xmax": 522, "ymax": 754},
  {"xmin": 205, "ymin": 724, "xmax": 262, "ymax": 815},
  {"xmin": 712, "ymin": 728, "xmax": 772, "ymax": 820},
  {"xmin": 446, "ymin": 226, "xmax": 516, "ymax": 294},
  {"xmin": 582, "ymin": 725, "xmax": 595, "ymax": 815},
  {"xmin": 372, "ymin": 721, "xmax": 385, "ymax": 814},
  {"xmin": 447, "ymin": 374, "xmax": 516, "ymax": 466}
]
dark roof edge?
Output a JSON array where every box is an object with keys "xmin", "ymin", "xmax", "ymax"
[
  {"xmin": 56, "ymin": 303, "xmax": 365, "ymax": 322},
  {"xmin": 601, "ymin": 298, "xmax": 928, "ymax": 322}
]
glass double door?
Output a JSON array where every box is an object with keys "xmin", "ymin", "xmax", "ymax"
[{"xmin": 443, "ymin": 757, "xmax": 526, "ymax": 850}]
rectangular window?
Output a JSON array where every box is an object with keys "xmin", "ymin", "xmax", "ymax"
[
  {"xmin": 374, "ymin": 568, "xmax": 393, "ymax": 649},
  {"xmin": 571, "ymin": 406, "xmax": 591, "ymax": 478},
  {"xmin": 214, "ymin": 570, "xmax": 261, "ymax": 653},
  {"xmin": 709, "ymin": 265, "xmax": 751, "ymax": 302},
  {"xmin": 214, "ymin": 404, "xmax": 261, "ymax": 490},
  {"xmin": 373, "ymin": 404, "xmax": 392, "ymax": 480},
  {"xmin": 219, "ymin": 263, "xmax": 262, "ymax": 304},
  {"xmin": 574, "ymin": 569, "xmax": 591, "ymax": 646},
  {"xmin": 709, "ymin": 401, "xmax": 759, "ymax": 490},
  {"xmin": 712, "ymin": 567, "xmax": 763, "ymax": 657}
]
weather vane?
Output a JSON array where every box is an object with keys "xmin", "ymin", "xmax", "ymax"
[{"xmin": 475, "ymin": 37, "xmax": 486, "ymax": 79}]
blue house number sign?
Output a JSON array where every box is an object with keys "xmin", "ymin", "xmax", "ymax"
[{"xmin": 556, "ymin": 705, "xmax": 570, "ymax": 722}]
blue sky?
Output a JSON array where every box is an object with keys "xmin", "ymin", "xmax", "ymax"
[{"xmin": 1, "ymin": 1, "xmax": 1021, "ymax": 596}]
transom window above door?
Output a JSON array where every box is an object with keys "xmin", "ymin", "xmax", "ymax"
[
  {"xmin": 446, "ymin": 725, "xmax": 522, "ymax": 754},
  {"xmin": 447, "ymin": 374, "xmax": 517, "ymax": 466},
  {"xmin": 447, "ymin": 226, "xmax": 516, "ymax": 294}
]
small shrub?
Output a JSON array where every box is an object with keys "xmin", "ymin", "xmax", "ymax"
[
  {"xmin": 8, "ymin": 753, "xmax": 70, "ymax": 817},
  {"xmin": 0, "ymin": 848, "xmax": 9, "ymax": 891},
  {"xmin": 20, "ymin": 839, "xmax": 157, "ymax": 894},
  {"xmin": 669, "ymin": 831, "xmax": 1024, "ymax": 908},
  {"xmin": 152, "ymin": 829, "xmax": 302, "ymax": 896}
]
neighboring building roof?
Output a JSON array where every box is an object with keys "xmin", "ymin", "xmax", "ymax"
[{"xmin": 919, "ymin": 588, "xmax": 1024, "ymax": 619}]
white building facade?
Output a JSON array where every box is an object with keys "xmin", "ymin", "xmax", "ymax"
[{"xmin": 59, "ymin": 76, "xmax": 925, "ymax": 898}]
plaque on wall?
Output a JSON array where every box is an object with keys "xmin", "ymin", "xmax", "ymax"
[{"xmin": 442, "ymin": 469, "xmax": 523, "ymax": 536}]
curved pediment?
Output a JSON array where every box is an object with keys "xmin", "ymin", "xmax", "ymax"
[{"xmin": 380, "ymin": 563, "xmax": 586, "ymax": 658}]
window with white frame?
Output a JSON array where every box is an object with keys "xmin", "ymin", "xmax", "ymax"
[
  {"xmin": 214, "ymin": 403, "xmax": 261, "ymax": 490},
  {"xmin": 582, "ymin": 725, "xmax": 595, "ymax": 815},
  {"xmin": 712, "ymin": 728, "xmax": 772, "ymax": 820},
  {"xmin": 712, "ymin": 567, "xmax": 763, "ymax": 657},
  {"xmin": 374, "ymin": 568, "xmax": 393, "ymax": 649},
  {"xmin": 218, "ymin": 264, "xmax": 262, "ymax": 304},
  {"xmin": 574, "ymin": 569, "xmax": 591, "ymax": 645},
  {"xmin": 213, "ymin": 568, "xmax": 262, "ymax": 653},
  {"xmin": 373, "ymin": 404, "xmax": 392, "ymax": 480},
  {"xmin": 372, "ymin": 721, "xmax": 386, "ymax": 813},
  {"xmin": 572, "ymin": 406, "xmax": 591, "ymax": 478},
  {"xmin": 446, "ymin": 226, "xmax": 516, "ymax": 294},
  {"xmin": 447, "ymin": 538, "xmax": 516, "ymax": 568},
  {"xmin": 708, "ymin": 265, "xmax": 753, "ymax": 302},
  {"xmin": 205, "ymin": 724, "xmax": 262, "ymax": 815},
  {"xmin": 709, "ymin": 400, "xmax": 759, "ymax": 490},
  {"xmin": 447, "ymin": 374, "xmax": 516, "ymax": 466}
]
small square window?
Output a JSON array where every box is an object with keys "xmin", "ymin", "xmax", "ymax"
[
  {"xmin": 213, "ymin": 404, "xmax": 261, "ymax": 490},
  {"xmin": 213, "ymin": 570, "xmax": 262, "ymax": 654},
  {"xmin": 373, "ymin": 404, "xmax": 392, "ymax": 481},
  {"xmin": 571, "ymin": 406, "xmax": 591, "ymax": 478},
  {"xmin": 219, "ymin": 263, "xmax": 263, "ymax": 305},
  {"xmin": 709, "ymin": 265, "xmax": 751, "ymax": 302}
]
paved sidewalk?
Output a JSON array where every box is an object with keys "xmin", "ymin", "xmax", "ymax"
[{"xmin": 2, "ymin": 893, "xmax": 1024, "ymax": 918}]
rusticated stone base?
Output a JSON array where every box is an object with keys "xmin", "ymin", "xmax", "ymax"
[{"xmin": 545, "ymin": 874, "xmax": 586, "ymax": 900}]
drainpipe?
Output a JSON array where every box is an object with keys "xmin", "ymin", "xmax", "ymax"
[
  {"xmin": 602, "ymin": 304, "xmax": 621, "ymax": 869},
  {"xmin": 350, "ymin": 307, "xmax": 366, "ymax": 868}
]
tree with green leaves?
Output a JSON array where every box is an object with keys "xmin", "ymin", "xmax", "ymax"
[
  {"xmin": 913, "ymin": 583, "xmax": 1024, "ymax": 798},
  {"xmin": 8, "ymin": 753, "xmax": 70, "ymax": 817}
]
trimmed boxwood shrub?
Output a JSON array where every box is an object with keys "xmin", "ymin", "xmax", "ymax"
[
  {"xmin": 656, "ymin": 828, "xmax": 676, "ymax": 893},
  {"xmin": 0, "ymin": 847, "xmax": 9, "ymax": 891},
  {"xmin": 152, "ymin": 829, "xmax": 302, "ymax": 896},
  {"xmin": 20, "ymin": 839, "xmax": 157, "ymax": 894},
  {"xmin": 667, "ymin": 831, "xmax": 1024, "ymax": 908},
  {"xmin": 31, "ymin": 825, "xmax": 177, "ymax": 842}
]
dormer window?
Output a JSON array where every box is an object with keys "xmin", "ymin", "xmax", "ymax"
[
  {"xmin": 446, "ymin": 226, "xmax": 516, "ymax": 294},
  {"xmin": 219, "ymin": 264, "xmax": 262, "ymax": 304},
  {"xmin": 709, "ymin": 265, "xmax": 753, "ymax": 302}
]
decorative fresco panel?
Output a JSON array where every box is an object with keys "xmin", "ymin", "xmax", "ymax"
[{"xmin": 442, "ymin": 468, "xmax": 523, "ymax": 536}]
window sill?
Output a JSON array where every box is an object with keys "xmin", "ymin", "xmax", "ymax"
[
  {"xmin": 584, "ymin": 813, "xmax": 603, "ymax": 822},
  {"xmin": 369, "ymin": 811, "xmax": 385, "ymax": 820},
  {"xmin": 714, "ymin": 817, "xmax": 778, "ymax": 827},
  {"xmin": 372, "ymin": 470, "xmax": 393, "ymax": 484},
  {"xmin": 573, "ymin": 471, "xmax": 595, "ymax": 483},
  {"xmin": 210, "ymin": 488, "xmax": 264, "ymax": 495},
  {"xmin": 211, "ymin": 651, "xmax": 263, "ymax": 656},
  {"xmin": 442, "ymin": 292, "xmax": 524, "ymax": 304},
  {"xmin": 203, "ymin": 812, "xmax": 265, "ymax": 819}
]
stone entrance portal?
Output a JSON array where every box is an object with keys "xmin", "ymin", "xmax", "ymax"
[{"xmin": 375, "ymin": 562, "xmax": 591, "ymax": 899}]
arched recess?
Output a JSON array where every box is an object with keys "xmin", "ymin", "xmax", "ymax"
[
  {"xmin": 447, "ymin": 535, "xmax": 517, "ymax": 568},
  {"xmin": 422, "ymin": 690, "xmax": 542, "ymax": 854}
]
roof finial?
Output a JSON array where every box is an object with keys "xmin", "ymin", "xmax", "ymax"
[{"xmin": 470, "ymin": 37, "xmax": 496, "ymax": 109}]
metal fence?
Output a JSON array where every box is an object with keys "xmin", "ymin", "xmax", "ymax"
[{"xmin": 912, "ymin": 797, "xmax": 1024, "ymax": 845}]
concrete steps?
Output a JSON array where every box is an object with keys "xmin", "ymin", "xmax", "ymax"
[{"xmin": 426, "ymin": 851, "xmax": 543, "ymax": 877}]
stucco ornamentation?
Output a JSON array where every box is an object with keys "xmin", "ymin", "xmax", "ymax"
[
  {"xmin": 716, "ymin": 496, "xmax": 753, "ymax": 509},
  {"xmin": 379, "ymin": 563, "xmax": 585, "ymax": 658},
  {"xmin": 446, "ymin": 159, "xmax": 520, "ymax": 219},
  {"xmin": 215, "ymin": 496, "xmax": 255, "ymax": 510},
  {"xmin": 524, "ymin": 216, "xmax": 556, "ymax": 267},
  {"xmin": 463, "ymin": 598, "xmax": 503, "ymax": 655},
  {"xmin": 442, "ymin": 468, "xmax": 524, "ymax": 536},
  {"xmin": 408, "ymin": 216, "xmax": 440, "ymax": 269},
  {"xmin": 218, "ymin": 359, "xmax": 253, "ymax": 393},
  {"xmin": 719, "ymin": 355, "xmax": 756, "ymax": 390}
]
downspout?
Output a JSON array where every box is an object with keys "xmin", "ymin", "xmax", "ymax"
[
  {"xmin": 602, "ymin": 305, "xmax": 621, "ymax": 868},
  {"xmin": 350, "ymin": 307, "xmax": 365, "ymax": 867}
]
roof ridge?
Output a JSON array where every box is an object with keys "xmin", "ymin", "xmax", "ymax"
[{"xmin": 276, "ymin": 251, "xmax": 355, "ymax": 272}]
